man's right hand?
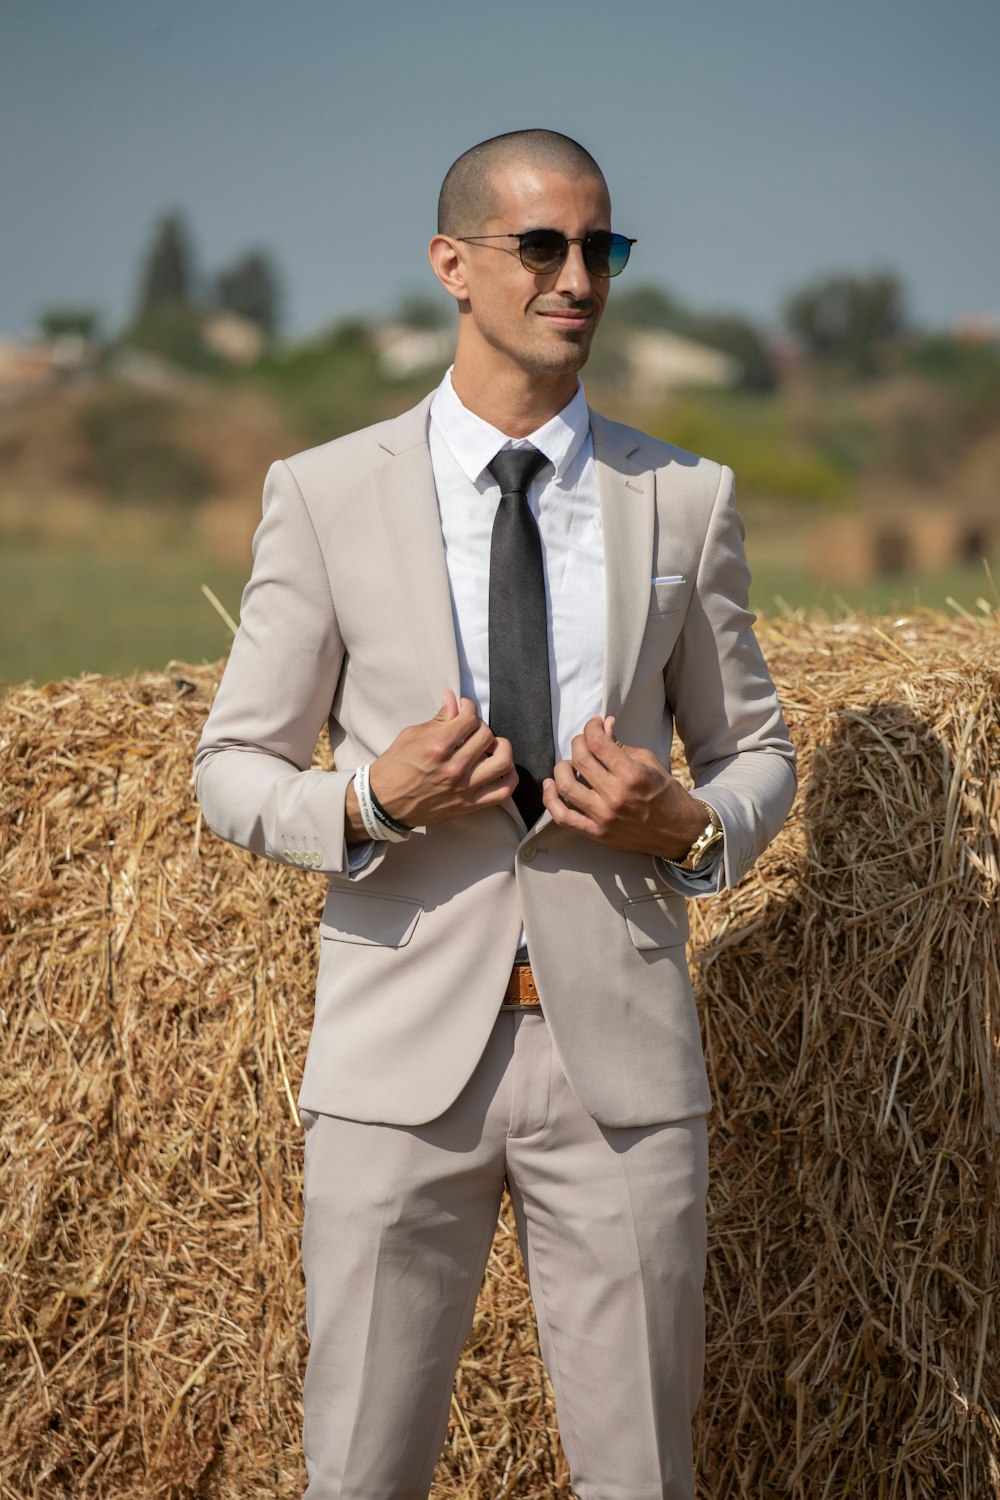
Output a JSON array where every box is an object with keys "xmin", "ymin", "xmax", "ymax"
[{"xmin": 344, "ymin": 690, "xmax": 517, "ymax": 842}]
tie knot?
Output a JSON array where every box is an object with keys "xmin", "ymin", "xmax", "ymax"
[{"xmin": 488, "ymin": 444, "xmax": 548, "ymax": 498}]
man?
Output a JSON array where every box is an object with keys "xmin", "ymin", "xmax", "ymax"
[{"xmin": 195, "ymin": 130, "xmax": 795, "ymax": 1500}]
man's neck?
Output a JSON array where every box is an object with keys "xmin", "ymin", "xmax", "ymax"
[{"xmin": 449, "ymin": 360, "xmax": 579, "ymax": 439}]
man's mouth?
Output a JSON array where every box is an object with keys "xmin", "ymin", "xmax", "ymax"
[{"xmin": 535, "ymin": 307, "xmax": 593, "ymax": 330}]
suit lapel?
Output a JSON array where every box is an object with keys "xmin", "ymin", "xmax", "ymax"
[
  {"xmin": 372, "ymin": 397, "xmax": 461, "ymax": 718},
  {"xmin": 374, "ymin": 396, "xmax": 527, "ymax": 836},
  {"xmin": 370, "ymin": 400, "xmax": 655, "ymax": 838},
  {"xmin": 529, "ymin": 410, "xmax": 654, "ymax": 839},
  {"xmin": 590, "ymin": 410, "xmax": 655, "ymax": 720}
]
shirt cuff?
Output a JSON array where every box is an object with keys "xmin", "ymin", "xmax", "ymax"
[
  {"xmin": 654, "ymin": 846, "xmax": 724, "ymax": 897},
  {"xmin": 346, "ymin": 840, "xmax": 379, "ymax": 874}
]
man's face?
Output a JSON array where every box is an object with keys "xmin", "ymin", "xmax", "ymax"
[{"xmin": 454, "ymin": 164, "xmax": 614, "ymax": 381}]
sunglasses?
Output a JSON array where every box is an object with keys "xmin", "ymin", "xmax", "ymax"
[{"xmin": 456, "ymin": 229, "xmax": 637, "ymax": 278}]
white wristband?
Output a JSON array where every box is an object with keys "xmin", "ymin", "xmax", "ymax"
[
  {"xmin": 354, "ymin": 763, "xmax": 410, "ymax": 844},
  {"xmin": 353, "ymin": 763, "xmax": 384, "ymax": 842}
]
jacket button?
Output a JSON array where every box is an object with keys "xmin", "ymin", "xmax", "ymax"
[{"xmin": 520, "ymin": 840, "xmax": 537, "ymax": 863}]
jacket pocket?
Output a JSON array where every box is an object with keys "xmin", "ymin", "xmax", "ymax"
[
  {"xmin": 649, "ymin": 578, "xmax": 687, "ymax": 615},
  {"xmin": 621, "ymin": 893, "xmax": 690, "ymax": 951},
  {"xmin": 320, "ymin": 890, "xmax": 423, "ymax": 948}
]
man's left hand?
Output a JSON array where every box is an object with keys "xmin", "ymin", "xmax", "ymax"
[{"xmin": 542, "ymin": 716, "xmax": 706, "ymax": 860}]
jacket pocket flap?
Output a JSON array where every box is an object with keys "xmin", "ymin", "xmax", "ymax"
[
  {"xmin": 320, "ymin": 891, "xmax": 423, "ymax": 948},
  {"xmin": 621, "ymin": 893, "xmax": 690, "ymax": 951},
  {"xmin": 649, "ymin": 578, "xmax": 687, "ymax": 614}
]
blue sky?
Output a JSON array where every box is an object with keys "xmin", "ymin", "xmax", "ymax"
[{"xmin": 3, "ymin": 0, "xmax": 998, "ymax": 340}]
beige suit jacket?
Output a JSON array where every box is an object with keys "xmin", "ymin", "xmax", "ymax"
[{"xmin": 194, "ymin": 394, "xmax": 796, "ymax": 1128}]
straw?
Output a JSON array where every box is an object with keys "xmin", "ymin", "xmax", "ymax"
[{"xmin": 1, "ymin": 609, "xmax": 997, "ymax": 1498}]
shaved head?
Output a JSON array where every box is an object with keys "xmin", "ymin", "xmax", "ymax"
[{"xmin": 437, "ymin": 130, "xmax": 606, "ymax": 236}]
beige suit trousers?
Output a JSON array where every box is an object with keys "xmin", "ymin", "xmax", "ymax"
[{"xmin": 301, "ymin": 1009, "xmax": 708, "ymax": 1500}]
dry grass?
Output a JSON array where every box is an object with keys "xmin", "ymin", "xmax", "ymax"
[{"xmin": 1, "ymin": 610, "xmax": 997, "ymax": 1498}]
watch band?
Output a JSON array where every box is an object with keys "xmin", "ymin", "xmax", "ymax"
[{"xmin": 665, "ymin": 799, "xmax": 724, "ymax": 872}]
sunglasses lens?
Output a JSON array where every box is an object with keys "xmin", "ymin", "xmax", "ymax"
[
  {"xmin": 517, "ymin": 230, "xmax": 633, "ymax": 276},
  {"xmin": 517, "ymin": 230, "xmax": 566, "ymax": 272},
  {"xmin": 585, "ymin": 232, "xmax": 631, "ymax": 277}
]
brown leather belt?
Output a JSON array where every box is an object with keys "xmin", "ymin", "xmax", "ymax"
[{"xmin": 501, "ymin": 962, "xmax": 541, "ymax": 1009}]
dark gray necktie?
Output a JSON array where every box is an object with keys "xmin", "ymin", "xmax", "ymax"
[{"xmin": 487, "ymin": 444, "xmax": 553, "ymax": 828}]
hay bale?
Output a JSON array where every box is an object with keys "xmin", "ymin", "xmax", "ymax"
[{"xmin": 1, "ymin": 612, "xmax": 998, "ymax": 1499}]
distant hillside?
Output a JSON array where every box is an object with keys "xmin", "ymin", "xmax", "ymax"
[{"xmin": 1, "ymin": 343, "xmax": 997, "ymax": 572}]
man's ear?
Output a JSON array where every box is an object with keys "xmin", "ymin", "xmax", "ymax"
[{"xmin": 428, "ymin": 235, "xmax": 470, "ymax": 304}]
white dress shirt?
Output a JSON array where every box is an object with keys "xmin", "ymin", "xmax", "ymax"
[
  {"xmin": 350, "ymin": 369, "xmax": 718, "ymax": 900},
  {"xmin": 429, "ymin": 368, "xmax": 604, "ymax": 759}
]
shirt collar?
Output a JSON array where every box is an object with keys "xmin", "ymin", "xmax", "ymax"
[{"xmin": 430, "ymin": 367, "xmax": 590, "ymax": 485}]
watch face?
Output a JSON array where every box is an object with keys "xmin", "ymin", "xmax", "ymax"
[{"xmin": 692, "ymin": 831, "xmax": 724, "ymax": 870}]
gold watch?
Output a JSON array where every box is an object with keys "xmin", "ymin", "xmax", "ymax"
[{"xmin": 665, "ymin": 800, "xmax": 724, "ymax": 872}]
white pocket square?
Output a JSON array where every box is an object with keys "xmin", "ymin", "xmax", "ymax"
[{"xmin": 651, "ymin": 575, "xmax": 685, "ymax": 585}]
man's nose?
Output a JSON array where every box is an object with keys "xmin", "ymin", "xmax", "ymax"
[{"xmin": 553, "ymin": 242, "xmax": 593, "ymax": 299}]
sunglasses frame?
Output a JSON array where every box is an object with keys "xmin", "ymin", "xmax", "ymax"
[{"xmin": 456, "ymin": 229, "xmax": 637, "ymax": 279}]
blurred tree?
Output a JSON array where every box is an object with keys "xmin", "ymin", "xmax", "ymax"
[
  {"xmin": 606, "ymin": 282, "xmax": 689, "ymax": 332},
  {"xmin": 126, "ymin": 303, "xmax": 222, "ymax": 373},
  {"xmin": 38, "ymin": 307, "xmax": 101, "ymax": 343},
  {"xmin": 686, "ymin": 314, "xmax": 776, "ymax": 392},
  {"xmin": 215, "ymin": 250, "xmax": 281, "ymax": 338},
  {"xmin": 135, "ymin": 213, "xmax": 194, "ymax": 321},
  {"xmin": 127, "ymin": 212, "xmax": 217, "ymax": 371},
  {"xmin": 784, "ymin": 270, "xmax": 907, "ymax": 376},
  {"xmin": 256, "ymin": 318, "xmax": 405, "ymax": 443},
  {"xmin": 396, "ymin": 291, "xmax": 451, "ymax": 329},
  {"xmin": 908, "ymin": 334, "xmax": 1000, "ymax": 432}
]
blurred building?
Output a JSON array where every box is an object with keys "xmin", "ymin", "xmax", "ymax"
[
  {"xmin": 950, "ymin": 313, "xmax": 1000, "ymax": 346},
  {"xmin": 372, "ymin": 324, "xmax": 454, "ymax": 379},
  {"xmin": 620, "ymin": 328, "xmax": 740, "ymax": 396},
  {"xmin": 371, "ymin": 321, "xmax": 740, "ymax": 394},
  {"xmin": 0, "ymin": 335, "xmax": 95, "ymax": 401},
  {"xmin": 202, "ymin": 312, "xmax": 267, "ymax": 366}
]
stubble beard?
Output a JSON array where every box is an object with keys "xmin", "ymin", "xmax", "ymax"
[
  {"xmin": 522, "ymin": 325, "xmax": 596, "ymax": 379},
  {"xmin": 472, "ymin": 304, "xmax": 600, "ymax": 382}
]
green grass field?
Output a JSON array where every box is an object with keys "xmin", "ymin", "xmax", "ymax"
[
  {"xmin": 746, "ymin": 552, "xmax": 998, "ymax": 619},
  {"xmin": 0, "ymin": 545, "xmax": 249, "ymax": 687},
  {"xmin": 1, "ymin": 541, "xmax": 996, "ymax": 689}
]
